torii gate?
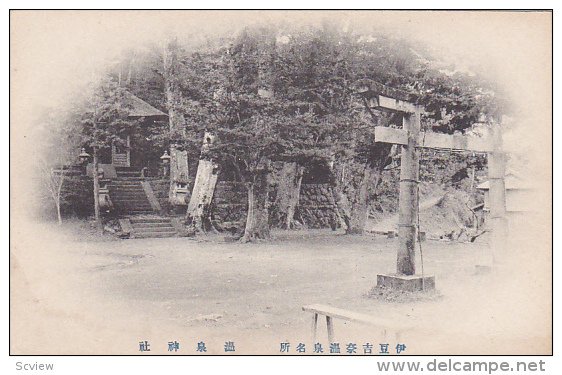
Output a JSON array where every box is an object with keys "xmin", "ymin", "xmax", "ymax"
[{"xmin": 356, "ymin": 81, "xmax": 507, "ymax": 291}]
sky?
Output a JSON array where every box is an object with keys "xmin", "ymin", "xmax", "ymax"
[
  {"xmin": 10, "ymin": 11, "xmax": 551, "ymax": 105},
  {"xmin": 10, "ymin": 10, "xmax": 552, "ymax": 178}
]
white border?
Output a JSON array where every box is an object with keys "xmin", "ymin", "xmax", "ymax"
[{"xmin": 3, "ymin": 2, "xmax": 558, "ymax": 374}]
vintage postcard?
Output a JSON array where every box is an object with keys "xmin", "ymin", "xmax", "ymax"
[{"xmin": 9, "ymin": 10, "xmax": 552, "ymax": 358}]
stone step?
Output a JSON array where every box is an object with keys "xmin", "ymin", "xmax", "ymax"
[
  {"xmin": 133, "ymin": 219, "xmax": 173, "ymax": 224},
  {"xmin": 112, "ymin": 198, "xmax": 150, "ymax": 202},
  {"xmin": 109, "ymin": 183, "xmax": 144, "ymax": 187},
  {"xmin": 111, "ymin": 187, "xmax": 145, "ymax": 191},
  {"xmin": 112, "ymin": 176, "xmax": 143, "ymax": 180},
  {"xmin": 111, "ymin": 191, "xmax": 147, "ymax": 194},
  {"xmin": 131, "ymin": 222, "xmax": 173, "ymax": 228},
  {"xmin": 113, "ymin": 202, "xmax": 152, "ymax": 207},
  {"xmin": 117, "ymin": 171, "xmax": 142, "ymax": 175},
  {"xmin": 112, "ymin": 200, "xmax": 152, "ymax": 208},
  {"xmin": 130, "ymin": 217, "xmax": 170, "ymax": 223},
  {"xmin": 116, "ymin": 206, "xmax": 152, "ymax": 209},
  {"xmin": 111, "ymin": 195, "xmax": 148, "ymax": 200},
  {"xmin": 133, "ymin": 226, "xmax": 176, "ymax": 233},
  {"xmin": 114, "ymin": 202, "xmax": 151, "ymax": 206},
  {"xmin": 113, "ymin": 196, "xmax": 150, "ymax": 200},
  {"xmin": 115, "ymin": 203, "xmax": 153, "ymax": 207},
  {"xmin": 116, "ymin": 207, "xmax": 154, "ymax": 212},
  {"xmin": 116, "ymin": 207, "xmax": 154, "ymax": 211},
  {"xmin": 133, "ymin": 230, "xmax": 177, "ymax": 238},
  {"xmin": 132, "ymin": 226, "xmax": 175, "ymax": 233},
  {"xmin": 113, "ymin": 201, "xmax": 150, "ymax": 205},
  {"xmin": 125, "ymin": 210, "xmax": 155, "ymax": 215}
]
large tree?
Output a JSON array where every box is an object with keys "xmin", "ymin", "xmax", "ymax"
[
  {"xmin": 95, "ymin": 24, "xmax": 502, "ymax": 239},
  {"xmin": 327, "ymin": 30, "xmax": 502, "ymax": 234},
  {"xmin": 77, "ymin": 78, "xmax": 140, "ymax": 224}
]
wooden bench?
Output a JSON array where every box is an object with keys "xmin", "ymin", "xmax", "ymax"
[{"xmin": 302, "ymin": 304, "xmax": 413, "ymax": 343}]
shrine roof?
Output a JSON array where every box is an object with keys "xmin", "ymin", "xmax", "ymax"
[{"xmin": 125, "ymin": 92, "xmax": 167, "ymax": 118}]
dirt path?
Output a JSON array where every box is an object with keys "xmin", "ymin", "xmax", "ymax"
[{"xmin": 10, "ymin": 223, "xmax": 551, "ymax": 354}]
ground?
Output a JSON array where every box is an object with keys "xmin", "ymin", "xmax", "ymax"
[{"xmin": 10, "ymin": 220, "xmax": 551, "ymax": 355}]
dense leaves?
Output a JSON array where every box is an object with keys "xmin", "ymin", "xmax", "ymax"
[
  {"xmin": 41, "ymin": 22, "xmax": 503, "ymax": 229},
  {"xmin": 75, "ymin": 79, "xmax": 141, "ymax": 153},
  {"xmin": 99, "ymin": 24, "xmax": 501, "ymax": 184}
]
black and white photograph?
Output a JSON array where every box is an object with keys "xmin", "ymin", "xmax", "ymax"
[{"xmin": 8, "ymin": 9, "xmax": 553, "ymax": 362}]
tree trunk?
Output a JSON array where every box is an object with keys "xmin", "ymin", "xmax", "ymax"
[
  {"xmin": 185, "ymin": 132, "xmax": 219, "ymax": 233},
  {"xmin": 92, "ymin": 147, "xmax": 101, "ymax": 225},
  {"xmin": 346, "ymin": 167, "xmax": 372, "ymax": 234},
  {"xmin": 52, "ymin": 167, "xmax": 66, "ymax": 225},
  {"xmin": 241, "ymin": 171, "xmax": 270, "ymax": 242},
  {"xmin": 274, "ymin": 162, "xmax": 304, "ymax": 229},
  {"xmin": 163, "ymin": 38, "xmax": 189, "ymax": 202},
  {"xmin": 347, "ymin": 165, "xmax": 386, "ymax": 235},
  {"xmin": 331, "ymin": 140, "xmax": 392, "ymax": 235},
  {"xmin": 332, "ymin": 188, "xmax": 352, "ymax": 230},
  {"xmin": 330, "ymin": 161, "xmax": 352, "ymax": 230},
  {"xmin": 284, "ymin": 172, "xmax": 303, "ymax": 230},
  {"xmin": 55, "ymin": 200, "xmax": 62, "ymax": 225}
]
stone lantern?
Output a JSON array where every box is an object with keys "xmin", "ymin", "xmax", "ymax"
[
  {"xmin": 160, "ymin": 150, "xmax": 171, "ymax": 177},
  {"xmin": 79, "ymin": 148, "xmax": 91, "ymax": 164}
]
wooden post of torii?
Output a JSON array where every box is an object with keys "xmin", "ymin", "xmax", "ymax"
[
  {"xmin": 356, "ymin": 81, "xmax": 506, "ymax": 291},
  {"xmin": 487, "ymin": 123, "xmax": 508, "ymax": 264}
]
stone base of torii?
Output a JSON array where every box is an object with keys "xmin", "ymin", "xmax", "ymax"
[{"xmin": 357, "ymin": 81, "xmax": 506, "ymax": 292}]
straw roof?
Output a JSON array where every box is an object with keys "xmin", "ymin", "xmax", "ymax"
[{"xmin": 125, "ymin": 92, "xmax": 167, "ymax": 118}]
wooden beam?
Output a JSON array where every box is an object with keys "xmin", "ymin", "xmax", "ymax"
[
  {"xmin": 374, "ymin": 126, "xmax": 409, "ymax": 145},
  {"xmin": 302, "ymin": 304, "xmax": 401, "ymax": 328},
  {"xmin": 418, "ymin": 132, "xmax": 494, "ymax": 153},
  {"xmin": 369, "ymin": 94, "xmax": 418, "ymax": 114},
  {"xmin": 396, "ymin": 111, "xmax": 420, "ymax": 276},
  {"xmin": 373, "ymin": 127, "xmax": 494, "ymax": 153}
]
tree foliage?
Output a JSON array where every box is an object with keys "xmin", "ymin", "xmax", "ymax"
[
  {"xmin": 77, "ymin": 78, "xmax": 141, "ymax": 153},
  {"xmin": 39, "ymin": 22, "xmax": 503, "ymax": 231}
]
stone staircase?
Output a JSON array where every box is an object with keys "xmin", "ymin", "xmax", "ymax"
[
  {"xmin": 108, "ymin": 168, "xmax": 182, "ymax": 239},
  {"xmin": 115, "ymin": 167, "xmax": 143, "ymax": 179},
  {"xmin": 108, "ymin": 177, "xmax": 154, "ymax": 215},
  {"xmin": 129, "ymin": 216, "xmax": 178, "ymax": 239}
]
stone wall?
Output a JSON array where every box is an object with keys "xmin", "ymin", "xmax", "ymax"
[
  {"xmin": 59, "ymin": 176, "xmax": 94, "ymax": 218},
  {"xmin": 209, "ymin": 181, "xmax": 339, "ymax": 229},
  {"xmin": 296, "ymin": 184, "xmax": 340, "ymax": 229},
  {"xmin": 57, "ymin": 176, "xmax": 339, "ymax": 229},
  {"xmin": 211, "ymin": 181, "xmax": 247, "ymax": 226}
]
